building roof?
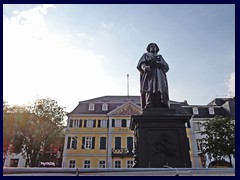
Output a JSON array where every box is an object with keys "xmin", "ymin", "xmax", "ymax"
[
  {"xmin": 69, "ymin": 96, "xmax": 141, "ymax": 115},
  {"xmin": 68, "ymin": 96, "xmax": 235, "ymax": 119}
]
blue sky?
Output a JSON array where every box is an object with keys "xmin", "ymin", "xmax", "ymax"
[{"xmin": 3, "ymin": 4, "xmax": 235, "ymax": 112}]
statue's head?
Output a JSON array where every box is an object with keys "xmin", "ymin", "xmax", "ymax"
[{"xmin": 146, "ymin": 43, "xmax": 159, "ymax": 53}]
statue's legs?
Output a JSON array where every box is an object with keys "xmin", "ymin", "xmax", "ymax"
[
  {"xmin": 152, "ymin": 92, "xmax": 169, "ymax": 108},
  {"xmin": 141, "ymin": 92, "xmax": 146, "ymax": 109},
  {"xmin": 145, "ymin": 92, "xmax": 152, "ymax": 108}
]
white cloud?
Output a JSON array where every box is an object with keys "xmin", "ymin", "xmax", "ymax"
[
  {"xmin": 76, "ymin": 32, "xmax": 95, "ymax": 46},
  {"xmin": 101, "ymin": 22, "xmax": 114, "ymax": 30},
  {"xmin": 3, "ymin": 5, "xmax": 118, "ymax": 112}
]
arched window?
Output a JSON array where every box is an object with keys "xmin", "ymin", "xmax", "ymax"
[
  {"xmin": 192, "ymin": 107, "xmax": 199, "ymax": 115},
  {"xmin": 89, "ymin": 103, "xmax": 95, "ymax": 111},
  {"xmin": 102, "ymin": 103, "xmax": 108, "ymax": 111}
]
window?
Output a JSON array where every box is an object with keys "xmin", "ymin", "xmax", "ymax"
[
  {"xmin": 208, "ymin": 107, "xmax": 215, "ymax": 115},
  {"xmin": 102, "ymin": 103, "xmax": 108, "ymax": 111},
  {"xmin": 84, "ymin": 160, "xmax": 91, "ymax": 168},
  {"xmin": 67, "ymin": 136, "xmax": 78, "ymax": 149},
  {"xmin": 127, "ymin": 137, "xmax": 133, "ymax": 152},
  {"xmin": 10, "ymin": 159, "xmax": 19, "ymax": 167},
  {"xmin": 127, "ymin": 120, "xmax": 130, "ymax": 127},
  {"xmin": 69, "ymin": 160, "xmax": 76, "ymax": 168},
  {"xmin": 192, "ymin": 107, "xmax": 199, "ymax": 115},
  {"xmin": 84, "ymin": 120, "xmax": 96, "ymax": 128},
  {"xmin": 196, "ymin": 139, "xmax": 203, "ymax": 152},
  {"xmin": 100, "ymin": 137, "xmax": 107, "ymax": 150},
  {"xmin": 115, "ymin": 137, "xmax": 121, "ymax": 149},
  {"xmin": 114, "ymin": 160, "xmax": 121, "ymax": 168},
  {"xmin": 86, "ymin": 137, "xmax": 92, "ymax": 149},
  {"xmin": 99, "ymin": 120, "xmax": 108, "ymax": 128},
  {"xmin": 69, "ymin": 119, "xmax": 82, "ymax": 128},
  {"xmin": 112, "ymin": 119, "xmax": 127, "ymax": 127},
  {"xmin": 115, "ymin": 119, "xmax": 122, "ymax": 127},
  {"xmin": 89, "ymin": 103, "xmax": 95, "ymax": 111},
  {"xmin": 99, "ymin": 160, "xmax": 106, "ymax": 168},
  {"xmin": 82, "ymin": 136, "xmax": 95, "ymax": 149},
  {"xmin": 193, "ymin": 122, "xmax": 201, "ymax": 131},
  {"xmin": 127, "ymin": 160, "xmax": 133, "ymax": 168}
]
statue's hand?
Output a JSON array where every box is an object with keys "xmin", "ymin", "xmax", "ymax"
[{"xmin": 143, "ymin": 66, "xmax": 150, "ymax": 72}]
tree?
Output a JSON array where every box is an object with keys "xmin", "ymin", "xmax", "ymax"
[
  {"xmin": 7, "ymin": 98, "xmax": 66, "ymax": 167},
  {"xmin": 199, "ymin": 115, "xmax": 235, "ymax": 167},
  {"xmin": 3, "ymin": 102, "xmax": 30, "ymax": 155}
]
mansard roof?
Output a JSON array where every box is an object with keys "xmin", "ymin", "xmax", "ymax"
[
  {"xmin": 69, "ymin": 96, "xmax": 141, "ymax": 115},
  {"xmin": 68, "ymin": 96, "xmax": 235, "ymax": 119}
]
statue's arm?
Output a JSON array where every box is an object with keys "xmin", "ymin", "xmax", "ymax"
[
  {"xmin": 137, "ymin": 53, "xmax": 150, "ymax": 73},
  {"xmin": 156, "ymin": 55, "xmax": 169, "ymax": 73}
]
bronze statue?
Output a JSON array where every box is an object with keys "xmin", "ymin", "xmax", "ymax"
[{"xmin": 137, "ymin": 43, "xmax": 169, "ymax": 109}]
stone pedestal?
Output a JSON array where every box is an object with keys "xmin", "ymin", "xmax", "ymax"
[{"xmin": 130, "ymin": 108, "xmax": 192, "ymax": 168}]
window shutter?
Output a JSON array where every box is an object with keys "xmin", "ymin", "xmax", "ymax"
[
  {"xmin": 82, "ymin": 137, "xmax": 85, "ymax": 149},
  {"xmin": 73, "ymin": 137, "xmax": 78, "ymax": 149},
  {"xmin": 107, "ymin": 120, "xmax": 109, "ymax": 128},
  {"xmin": 112, "ymin": 119, "xmax": 115, "ymax": 127},
  {"xmin": 84, "ymin": 120, "xmax": 87, "ymax": 127},
  {"xmin": 92, "ymin": 137, "xmax": 95, "ymax": 149},
  {"xmin": 69, "ymin": 120, "xmax": 73, "ymax": 127},
  {"xmin": 100, "ymin": 137, "xmax": 106, "ymax": 150},
  {"xmin": 79, "ymin": 120, "xmax": 82, "ymax": 128},
  {"xmin": 115, "ymin": 137, "xmax": 121, "ymax": 149},
  {"xmin": 127, "ymin": 137, "xmax": 133, "ymax": 151},
  {"xmin": 67, "ymin": 137, "xmax": 71, "ymax": 149},
  {"xmin": 98, "ymin": 120, "xmax": 101, "ymax": 128},
  {"xmin": 122, "ymin": 119, "xmax": 127, "ymax": 127},
  {"xmin": 93, "ymin": 120, "xmax": 96, "ymax": 127}
]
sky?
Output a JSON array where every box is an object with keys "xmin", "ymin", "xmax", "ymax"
[{"xmin": 3, "ymin": 4, "xmax": 235, "ymax": 112}]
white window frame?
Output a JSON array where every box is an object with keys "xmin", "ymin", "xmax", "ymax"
[
  {"xmin": 100, "ymin": 120, "xmax": 108, "ymax": 128},
  {"xmin": 126, "ymin": 119, "xmax": 131, "ymax": 127},
  {"xmin": 69, "ymin": 160, "xmax": 76, "ymax": 168},
  {"xmin": 115, "ymin": 119, "xmax": 122, "ymax": 127},
  {"xmin": 114, "ymin": 160, "xmax": 121, "ymax": 168},
  {"xmin": 99, "ymin": 160, "xmax": 106, "ymax": 168},
  {"xmin": 89, "ymin": 103, "xmax": 95, "ymax": 111},
  {"xmin": 102, "ymin": 103, "xmax": 108, "ymax": 111},
  {"xmin": 127, "ymin": 160, "xmax": 133, "ymax": 168},
  {"xmin": 193, "ymin": 107, "xmax": 199, "ymax": 115},
  {"xmin": 84, "ymin": 160, "xmax": 91, "ymax": 168},
  {"xmin": 85, "ymin": 136, "xmax": 93, "ymax": 149},
  {"xmin": 73, "ymin": 119, "xmax": 80, "ymax": 127},
  {"xmin": 208, "ymin": 107, "xmax": 215, "ymax": 115},
  {"xmin": 86, "ymin": 120, "xmax": 94, "ymax": 127}
]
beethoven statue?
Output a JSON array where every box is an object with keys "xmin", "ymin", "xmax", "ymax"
[{"xmin": 137, "ymin": 43, "xmax": 170, "ymax": 109}]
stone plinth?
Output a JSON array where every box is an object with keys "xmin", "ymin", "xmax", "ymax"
[{"xmin": 130, "ymin": 108, "xmax": 192, "ymax": 168}]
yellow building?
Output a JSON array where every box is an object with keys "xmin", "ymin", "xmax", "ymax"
[
  {"xmin": 62, "ymin": 96, "xmax": 142, "ymax": 168},
  {"xmin": 62, "ymin": 96, "xmax": 234, "ymax": 168}
]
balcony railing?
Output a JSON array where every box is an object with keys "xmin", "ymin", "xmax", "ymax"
[{"xmin": 112, "ymin": 148, "xmax": 134, "ymax": 158}]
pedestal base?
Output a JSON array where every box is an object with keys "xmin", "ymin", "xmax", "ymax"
[{"xmin": 130, "ymin": 108, "xmax": 192, "ymax": 168}]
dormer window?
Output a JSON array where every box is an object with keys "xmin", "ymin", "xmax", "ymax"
[
  {"xmin": 208, "ymin": 107, "xmax": 215, "ymax": 115},
  {"xmin": 89, "ymin": 103, "xmax": 95, "ymax": 111},
  {"xmin": 192, "ymin": 107, "xmax": 199, "ymax": 115},
  {"xmin": 102, "ymin": 103, "xmax": 108, "ymax": 111}
]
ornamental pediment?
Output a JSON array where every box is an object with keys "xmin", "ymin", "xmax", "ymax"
[{"xmin": 108, "ymin": 102, "xmax": 142, "ymax": 116}]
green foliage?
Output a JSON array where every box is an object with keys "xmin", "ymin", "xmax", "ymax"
[
  {"xmin": 199, "ymin": 115, "xmax": 235, "ymax": 167},
  {"xmin": 3, "ymin": 98, "xmax": 66, "ymax": 167},
  {"xmin": 3, "ymin": 102, "xmax": 30, "ymax": 154},
  {"xmin": 31, "ymin": 98, "xmax": 66, "ymax": 126}
]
